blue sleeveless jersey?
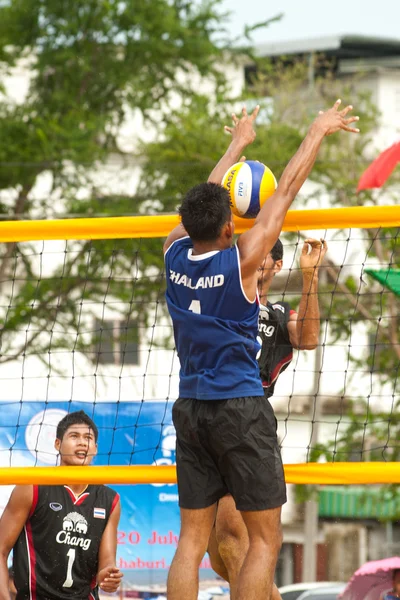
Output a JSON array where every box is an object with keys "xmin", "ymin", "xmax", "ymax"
[{"xmin": 165, "ymin": 237, "xmax": 264, "ymax": 400}]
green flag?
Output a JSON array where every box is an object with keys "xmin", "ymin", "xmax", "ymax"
[{"xmin": 365, "ymin": 268, "xmax": 400, "ymax": 298}]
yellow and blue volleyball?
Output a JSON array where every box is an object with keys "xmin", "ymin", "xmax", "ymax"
[{"xmin": 222, "ymin": 160, "xmax": 277, "ymax": 219}]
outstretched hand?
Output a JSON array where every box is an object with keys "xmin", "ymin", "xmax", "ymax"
[
  {"xmin": 313, "ymin": 99, "xmax": 360, "ymax": 136},
  {"xmin": 300, "ymin": 238, "xmax": 328, "ymax": 276},
  {"xmin": 224, "ymin": 105, "xmax": 260, "ymax": 147},
  {"xmin": 206, "ymin": 105, "xmax": 258, "ymax": 186}
]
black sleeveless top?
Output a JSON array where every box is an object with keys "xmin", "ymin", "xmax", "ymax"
[
  {"xmin": 14, "ymin": 484, "xmax": 119, "ymax": 600},
  {"xmin": 258, "ymin": 301, "xmax": 294, "ymax": 399}
]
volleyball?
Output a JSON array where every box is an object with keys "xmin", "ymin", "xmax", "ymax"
[{"xmin": 222, "ymin": 160, "xmax": 277, "ymax": 219}]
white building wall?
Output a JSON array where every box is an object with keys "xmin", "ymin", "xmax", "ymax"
[{"xmin": 375, "ymin": 71, "xmax": 400, "ymax": 148}]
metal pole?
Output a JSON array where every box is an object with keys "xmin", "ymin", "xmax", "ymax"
[
  {"xmin": 386, "ymin": 521, "xmax": 394, "ymax": 554},
  {"xmin": 302, "ymin": 341, "xmax": 323, "ymax": 582},
  {"xmin": 308, "ymin": 52, "xmax": 315, "ymax": 92}
]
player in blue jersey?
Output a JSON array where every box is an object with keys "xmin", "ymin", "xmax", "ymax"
[
  {"xmin": 207, "ymin": 236, "xmax": 328, "ymax": 600},
  {"xmin": 164, "ymin": 100, "xmax": 359, "ymax": 600}
]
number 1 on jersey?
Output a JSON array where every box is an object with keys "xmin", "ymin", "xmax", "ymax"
[
  {"xmin": 63, "ymin": 548, "xmax": 76, "ymax": 588},
  {"xmin": 188, "ymin": 300, "xmax": 201, "ymax": 314}
]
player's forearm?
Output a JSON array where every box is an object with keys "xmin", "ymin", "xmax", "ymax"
[
  {"xmin": 275, "ymin": 123, "xmax": 325, "ymax": 204},
  {"xmin": 255, "ymin": 123, "xmax": 325, "ymax": 234},
  {"xmin": 296, "ymin": 274, "xmax": 321, "ymax": 349},
  {"xmin": 208, "ymin": 139, "xmax": 247, "ymax": 184}
]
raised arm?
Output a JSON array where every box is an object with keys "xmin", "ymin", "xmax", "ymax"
[
  {"xmin": 237, "ymin": 100, "xmax": 359, "ymax": 297},
  {"xmin": 163, "ymin": 106, "xmax": 259, "ymax": 254},
  {"xmin": 0, "ymin": 486, "xmax": 33, "ymax": 600},
  {"xmin": 288, "ymin": 238, "xmax": 327, "ymax": 350}
]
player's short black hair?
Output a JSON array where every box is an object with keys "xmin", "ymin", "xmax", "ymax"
[
  {"xmin": 56, "ymin": 411, "xmax": 98, "ymax": 442},
  {"xmin": 393, "ymin": 569, "xmax": 400, "ymax": 579},
  {"xmin": 270, "ymin": 239, "xmax": 283, "ymax": 262},
  {"xmin": 179, "ymin": 182, "xmax": 232, "ymax": 242}
]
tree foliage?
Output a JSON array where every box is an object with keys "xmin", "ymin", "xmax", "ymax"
[{"xmin": 0, "ymin": 0, "xmax": 233, "ymax": 364}]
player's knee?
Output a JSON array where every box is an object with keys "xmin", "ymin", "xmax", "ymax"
[
  {"xmin": 216, "ymin": 516, "xmax": 248, "ymax": 547},
  {"xmin": 179, "ymin": 530, "xmax": 210, "ymax": 563},
  {"xmin": 217, "ymin": 528, "xmax": 248, "ymax": 569},
  {"xmin": 249, "ymin": 526, "xmax": 282, "ymax": 557}
]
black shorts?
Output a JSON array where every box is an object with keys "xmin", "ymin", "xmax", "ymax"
[{"xmin": 172, "ymin": 396, "xmax": 287, "ymax": 511}]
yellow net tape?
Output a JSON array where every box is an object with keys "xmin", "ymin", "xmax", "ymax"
[
  {"xmin": 0, "ymin": 205, "xmax": 399, "ymax": 242},
  {"xmin": 0, "ymin": 463, "xmax": 399, "ymax": 486}
]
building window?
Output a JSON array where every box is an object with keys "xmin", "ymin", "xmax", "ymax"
[{"xmin": 94, "ymin": 319, "xmax": 139, "ymax": 366}]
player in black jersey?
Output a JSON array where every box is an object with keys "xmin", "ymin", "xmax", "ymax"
[
  {"xmin": 258, "ymin": 237, "xmax": 328, "ymax": 396},
  {"xmin": 0, "ymin": 411, "xmax": 123, "ymax": 600},
  {"xmin": 207, "ymin": 237, "xmax": 327, "ymax": 600}
]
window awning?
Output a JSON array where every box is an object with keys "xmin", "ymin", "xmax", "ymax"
[{"xmin": 318, "ymin": 486, "xmax": 400, "ymax": 520}]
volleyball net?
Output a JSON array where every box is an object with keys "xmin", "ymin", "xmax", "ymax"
[{"xmin": 0, "ymin": 205, "xmax": 399, "ymax": 486}]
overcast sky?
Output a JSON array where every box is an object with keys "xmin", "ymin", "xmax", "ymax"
[{"xmin": 221, "ymin": 0, "xmax": 400, "ymax": 46}]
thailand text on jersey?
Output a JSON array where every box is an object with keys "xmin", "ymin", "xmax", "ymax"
[
  {"xmin": 13, "ymin": 484, "xmax": 119, "ymax": 600},
  {"xmin": 258, "ymin": 301, "xmax": 295, "ymax": 399},
  {"xmin": 165, "ymin": 237, "xmax": 264, "ymax": 400}
]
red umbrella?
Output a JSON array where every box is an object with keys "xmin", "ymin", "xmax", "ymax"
[{"xmin": 357, "ymin": 141, "xmax": 400, "ymax": 192}]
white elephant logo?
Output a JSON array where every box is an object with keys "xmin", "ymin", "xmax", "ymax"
[{"xmin": 62, "ymin": 512, "xmax": 88, "ymax": 535}]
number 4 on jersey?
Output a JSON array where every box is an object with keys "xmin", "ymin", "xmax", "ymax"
[{"xmin": 188, "ymin": 300, "xmax": 201, "ymax": 314}]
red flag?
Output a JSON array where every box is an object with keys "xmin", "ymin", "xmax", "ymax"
[{"xmin": 357, "ymin": 141, "xmax": 400, "ymax": 192}]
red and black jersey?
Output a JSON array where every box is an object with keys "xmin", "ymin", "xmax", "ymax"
[
  {"xmin": 258, "ymin": 301, "xmax": 295, "ymax": 399},
  {"xmin": 13, "ymin": 484, "xmax": 119, "ymax": 600}
]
